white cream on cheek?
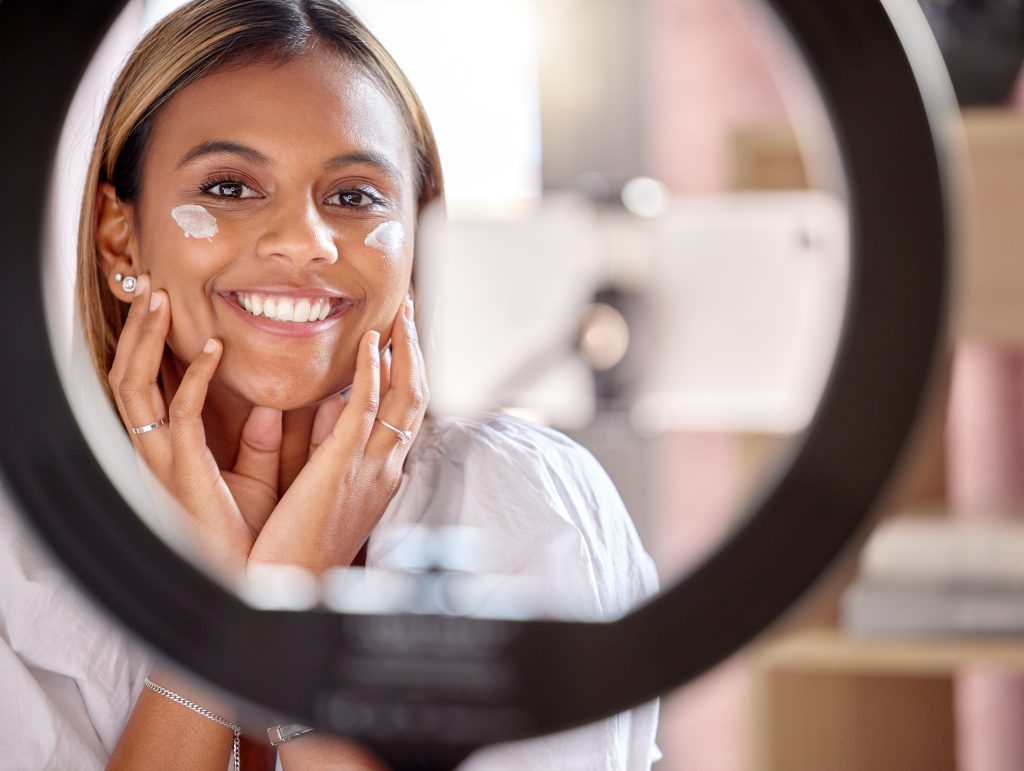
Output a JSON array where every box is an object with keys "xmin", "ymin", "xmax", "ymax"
[
  {"xmin": 171, "ymin": 205, "xmax": 219, "ymax": 241},
  {"xmin": 364, "ymin": 221, "xmax": 405, "ymax": 256}
]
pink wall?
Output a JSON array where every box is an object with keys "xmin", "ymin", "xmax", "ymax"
[
  {"xmin": 949, "ymin": 345, "xmax": 1024, "ymax": 771},
  {"xmin": 645, "ymin": 0, "xmax": 789, "ymax": 195},
  {"xmin": 644, "ymin": 0, "xmax": 791, "ymax": 768}
]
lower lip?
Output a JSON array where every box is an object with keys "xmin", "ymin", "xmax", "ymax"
[{"xmin": 219, "ymin": 294, "xmax": 351, "ymax": 338}]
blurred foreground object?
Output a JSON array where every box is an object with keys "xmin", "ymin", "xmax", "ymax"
[{"xmin": 919, "ymin": 0, "xmax": 1024, "ymax": 105}]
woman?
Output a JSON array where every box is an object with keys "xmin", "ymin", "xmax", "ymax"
[{"xmin": 2, "ymin": 0, "xmax": 660, "ymax": 768}]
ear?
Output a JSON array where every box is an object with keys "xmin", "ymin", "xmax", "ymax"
[{"xmin": 95, "ymin": 182, "xmax": 139, "ymax": 302}]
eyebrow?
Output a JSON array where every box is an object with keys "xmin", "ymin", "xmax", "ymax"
[
  {"xmin": 177, "ymin": 140, "xmax": 270, "ymax": 168},
  {"xmin": 324, "ymin": 151, "xmax": 404, "ymax": 184},
  {"xmin": 177, "ymin": 142, "xmax": 405, "ymax": 185}
]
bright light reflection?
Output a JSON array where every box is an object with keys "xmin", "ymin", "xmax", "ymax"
[
  {"xmin": 579, "ymin": 302, "xmax": 631, "ymax": 371},
  {"xmin": 621, "ymin": 176, "xmax": 670, "ymax": 218},
  {"xmin": 347, "ymin": 0, "xmax": 543, "ymax": 208}
]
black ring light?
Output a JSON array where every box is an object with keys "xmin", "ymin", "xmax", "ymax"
[{"xmin": 0, "ymin": 1, "xmax": 951, "ymax": 769}]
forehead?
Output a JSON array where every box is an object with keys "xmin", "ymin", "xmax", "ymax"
[{"xmin": 146, "ymin": 48, "xmax": 413, "ymax": 179}]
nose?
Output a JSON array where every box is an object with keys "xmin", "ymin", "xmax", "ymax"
[{"xmin": 255, "ymin": 195, "xmax": 339, "ymax": 266}]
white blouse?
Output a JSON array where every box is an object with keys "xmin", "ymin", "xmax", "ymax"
[{"xmin": 0, "ymin": 413, "xmax": 660, "ymax": 770}]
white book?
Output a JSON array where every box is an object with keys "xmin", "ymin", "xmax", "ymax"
[
  {"xmin": 858, "ymin": 516, "xmax": 1024, "ymax": 589},
  {"xmin": 842, "ymin": 582, "xmax": 1024, "ymax": 636}
]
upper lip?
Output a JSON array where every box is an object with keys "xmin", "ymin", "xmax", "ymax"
[{"xmin": 218, "ymin": 285, "xmax": 354, "ymax": 301}]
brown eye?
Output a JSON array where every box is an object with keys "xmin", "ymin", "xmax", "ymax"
[
  {"xmin": 327, "ymin": 188, "xmax": 384, "ymax": 208},
  {"xmin": 203, "ymin": 181, "xmax": 258, "ymax": 199}
]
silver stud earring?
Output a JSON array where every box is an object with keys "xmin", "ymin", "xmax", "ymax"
[{"xmin": 115, "ymin": 273, "xmax": 137, "ymax": 294}]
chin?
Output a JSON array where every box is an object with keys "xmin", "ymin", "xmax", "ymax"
[{"xmin": 223, "ymin": 369, "xmax": 351, "ymax": 411}]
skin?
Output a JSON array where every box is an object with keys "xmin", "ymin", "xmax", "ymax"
[
  {"xmin": 100, "ymin": 49, "xmax": 428, "ymax": 770},
  {"xmin": 126, "ymin": 48, "xmax": 414, "ymax": 410}
]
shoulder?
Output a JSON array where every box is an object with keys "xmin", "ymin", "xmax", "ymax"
[
  {"xmin": 0, "ymin": 485, "xmax": 151, "ymax": 763},
  {"xmin": 408, "ymin": 412, "xmax": 624, "ymax": 521},
  {"xmin": 377, "ymin": 413, "xmax": 658, "ymax": 619},
  {"xmin": 413, "ymin": 411, "xmax": 606, "ymax": 475}
]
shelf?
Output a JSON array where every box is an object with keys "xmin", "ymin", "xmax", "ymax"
[
  {"xmin": 740, "ymin": 106, "xmax": 1024, "ymax": 771},
  {"xmin": 751, "ymin": 629, "xmax": 1024, "ymax": 771},
  {"xmin": 754, "ymin": 629, "xmax": 1024, "ymax": 676}
]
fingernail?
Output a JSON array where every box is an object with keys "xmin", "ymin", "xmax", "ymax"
[
  {"xmin": 203, "ymin": 338, "xmax": 217, "ymax": 354},
  {"xmin": 149, "ymin": 291, "xmax": 163, "ymax": 311},
  {"xmin": 369, "ymin": 330, "xmax": 381, "ymax": 351},
  {"xmin": 404, "ymin": 297, "xmax": 414, "ymax": 320},
  {"xmin": 135, "ymin": 275, "xmax": 149, "ymax": 295}
]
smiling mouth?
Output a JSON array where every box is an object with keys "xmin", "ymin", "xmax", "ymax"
[{"xmin": 228, "ymin": 291, "xmax": 348, "ymax": 324}]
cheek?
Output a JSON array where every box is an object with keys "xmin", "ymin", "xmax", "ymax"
[
  {"xmin": 363, "ymin": 220, "xmax": 406, "ymax": 257},
  {"xmin": 142, "ymin": 207, "xmax": 234, "ymax": 286},
  {"xmin": 171, "ymin": 204, "xmax": 219, "ymax": 239},
  {"xmin": 361, "ymin": 220, "xmax": 414, "ymax": 283},
  {"xmin": 139, "ymin": 214, "xmax": 240, "ymax": 354},
  {"xmin": 146, "ymin": 248, "xmax": 225, "ymax": 313},
  {"xmin": 367, "ymin": 249, "xmax": 413, "ymax": 317}
]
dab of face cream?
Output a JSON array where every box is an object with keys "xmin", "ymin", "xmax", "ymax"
[
  {"xmin": 171, "ymin": 205, "xmax": 219, "ymax": 241},
  {"xmin": 364, "ymin": 221, "xmax": 405, "ymax": 255}
]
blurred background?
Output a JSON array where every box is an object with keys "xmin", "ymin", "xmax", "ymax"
[{"xmin": 45, "ymin": 0, "xmax": 1024, "ymax": 768}]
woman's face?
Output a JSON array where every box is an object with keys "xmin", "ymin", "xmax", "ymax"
[{"xmin": 127, "ymin": 49, "xmax": 417, "ymax": 409}]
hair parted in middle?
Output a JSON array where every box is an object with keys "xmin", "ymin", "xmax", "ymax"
[{"xmin": 77, "ymin": 0, "xmax": 444, "ymax": 397}]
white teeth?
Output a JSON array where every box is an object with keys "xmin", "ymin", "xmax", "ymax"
[
  {"xmin": 234, "ymin": 290, "xmax": 333, "ymax": 321},
  {"xmin": 277, "ymin": 298, "xmax": 294, "ymax": 322},
  {"xmin": 235, "ymin": 293, "xmax": 335, "ymax": 323}
]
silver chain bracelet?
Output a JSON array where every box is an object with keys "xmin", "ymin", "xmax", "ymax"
[{"xmin": 144, "ymin": 677, "xmax": 241, "ymax": 771}]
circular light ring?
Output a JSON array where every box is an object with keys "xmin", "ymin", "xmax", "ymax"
[{"xmin": 0, "ymin": 1, "xmax": 949, "ymax": 769}]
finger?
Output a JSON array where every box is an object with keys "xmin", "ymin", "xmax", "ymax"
[
  {"xmin": 109, "ymin": 277, "xmax": 174, "ymax": 464},
  {"xmin": 163, "ymin": 338, "xmax": 254, "ymax": 567},
  {"xmin": 309, "ymin": 393, "xmax": 346, "ymax": 456},
  {"xmin": 168, "ymin": 338, "xmax": 224, "ymax": 497},
  {"xmin": 366, "ymin": 299, "xmax": 427, "ymax": 457},
  {"xmin": 325, "ymin": 330, "xmax": 381, "ymax": 452},
  {"xmin": 107, "ymin": 274, "xmax": 152, "ymax": 386},
  {"xmin": 110, "ymin": 278, "xmax": 169, "ymax": 403},
  {"xmin": 118, "ymin": 291, "xmax": 172, "ymax": 416},
  {"xmin": 233, "ymin": 406, "xmax": 283, "ymax": 493},
  {"xmin": 259, "ymin": 333, "xmax": 383, "ymax": 571}
]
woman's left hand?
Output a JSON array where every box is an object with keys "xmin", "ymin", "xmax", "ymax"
[{"xmin": 246, "ymin": 297, "xmax": 428, "ymax": 572}]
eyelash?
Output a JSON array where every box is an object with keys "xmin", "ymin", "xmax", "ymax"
[
  {"xmin": 326, "ymin": 187, "xmax": 386, "ymax": 209},
  {"xmin": 198, "ymin": 177, "xmax": 259, "ymax": 199},
  {"xmin": 197, "ymin": 177, "xmax": 386, "ymax": 209}
]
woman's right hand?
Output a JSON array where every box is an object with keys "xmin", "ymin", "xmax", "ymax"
[
  {"xmin": 108, "ymin": 275, "xmax": 279, "ymax": 574},
  {"xmin": 108, "ymin": 275, "xmax": 427, "ymax": 576}
]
